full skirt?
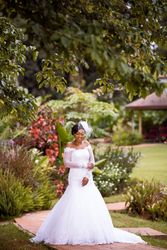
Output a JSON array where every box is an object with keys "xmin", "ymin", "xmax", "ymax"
[{"xmin": 31, "ymin": 169, "xmax": 145, "ymax": 245}]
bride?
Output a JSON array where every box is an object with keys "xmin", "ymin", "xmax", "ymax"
[{"xmin": 31, "ymin": 121, "xmax": 145, "ymax": 245}]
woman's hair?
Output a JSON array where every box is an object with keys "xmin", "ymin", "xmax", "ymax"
[{"xmin": 71, "ymin": 123, "xmax": 84, "ymax": 135}]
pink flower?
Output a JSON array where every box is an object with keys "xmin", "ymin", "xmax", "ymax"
[{"xmin": 57, "ymin": 165, "xmax": 66, "ymax": 175}]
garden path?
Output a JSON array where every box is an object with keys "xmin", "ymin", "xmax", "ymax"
[
  {"xmin": 106, "ymin": 202, "xmax": 126, "ymax": 211},
  {"xmin": 14, "ymin": 202, "xmax": 166, "ymax": 250}
]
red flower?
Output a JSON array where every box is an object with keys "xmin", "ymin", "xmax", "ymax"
[
  {"xmin": 54, "ymin": 180, "xmax": 65, "ymax": 197},
  {"xmin": 29, "ymin": 108, "xmax": 62, "ymax": 165},
  {"xmin": 57, "ymin": 165, "xmax": 66, "ymax": 175},
  {"xmin": 30, "ymin": 128, "xmax": 40, "ymax": 139}
]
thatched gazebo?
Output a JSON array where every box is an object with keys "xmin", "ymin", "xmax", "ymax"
[{"xmin": 126, "ymin": 89, "xmax": 167, "ymax": 139}]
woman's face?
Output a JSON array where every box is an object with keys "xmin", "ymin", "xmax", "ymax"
[{"xmin": 74, "ymin": 129, "xmax": 85, "ymax": 143}]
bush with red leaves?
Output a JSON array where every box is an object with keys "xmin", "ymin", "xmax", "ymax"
[
  {"xmin": 29, "ymin": 107, "xmax": 68, "ymax": 197},
  {"xmin": 29, "ymin": 108, "xmax": 59, "ymax": 164}
]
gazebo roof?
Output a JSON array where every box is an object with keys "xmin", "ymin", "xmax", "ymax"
[{"xmin": 126, "ymin": 89, "xmax": 167, "ymax": 110}]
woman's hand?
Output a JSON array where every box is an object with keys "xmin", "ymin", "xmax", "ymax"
[
  {"xmin": 87, "ymin": 162, "xmax": 94, "ymax": 169},
  {"xmin": 82, "ymin": 177, "xmax": 89, "ymax": 186}
]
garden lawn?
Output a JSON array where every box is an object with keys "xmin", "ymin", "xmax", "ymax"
[
  {"xmin": 132, "ymin": 144, "xmax": 167, "ymax": 185},
  {"xmin": 104, "ymin": 194, "xmax": 126, "ymax": 203},
  {"xmin": 111, "ymin": 212, "xmax": 167, "ymax": 249},
  {"xmin": 0, "ymin": 223, "xmax": 52, "ymax": 250}
]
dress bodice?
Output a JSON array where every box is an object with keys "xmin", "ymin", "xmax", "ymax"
[
  {"xmin": 68, "ymin": 146, "xmax": 90, "ymax": 167},
  {"xmin": 64, "ymin": 145, "xmax": 95, "ymax": 183},
  {"xmin": 64, "ymin": 145, "xmax": 95, "ymax": 169}
]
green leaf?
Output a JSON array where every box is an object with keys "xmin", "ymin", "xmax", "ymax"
[{"xmin": 32, "ymin": 50, "xmax": 39, "ymax": 61}]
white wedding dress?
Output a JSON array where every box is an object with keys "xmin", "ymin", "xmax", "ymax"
[{"xmin": 31, "ymin": 145, "xmax": 145, "ymax": 245}]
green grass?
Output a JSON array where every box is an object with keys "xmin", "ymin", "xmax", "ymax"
[
  {"xmin": 111, "ymin": 212, "xmax": 167, "ymax": 233},
  {"xmin": 111, "ymin": 212, "xmax": 167, "ymax": 249},
  {"xmin": 104, "ymin": 194, "xmax": 126, "ymax": 203},
  {"xmin": 0, "ymin": 223, "xmax": 52, "ymax": 250},
  {"xmin": 132, "ymin": 144, "xmax": 167, "ymax": 185}
]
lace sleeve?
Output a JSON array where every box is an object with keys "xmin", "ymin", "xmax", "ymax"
[
  {"xmin": 85, "ymin": 144, "xmax": 95, "ymax": 179},
  {"xmin": 63, "ymin": 147, "xmax": 87, "ymax": 169},
  {"xmin": 87, "ymin": 145, "xmax": 95, "ymax": 165}
]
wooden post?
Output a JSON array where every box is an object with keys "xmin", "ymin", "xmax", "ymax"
[
  {"xmin": 131, "ymin": 110, "xmax": 135, "ymax": 132},
  {"xmin": 138, "ymin": 110, "xmax": 142, "ymax": 135}
]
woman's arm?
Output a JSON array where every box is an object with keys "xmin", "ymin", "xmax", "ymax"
[
  {"xmin": 81, "ymin": 144, "xmax": 95, "ymax": 185},
  {"xmin": 83, "ymin": 144, "xmax": 95, "ymax": 181},
  {"xmin": 87, "ymin": 144, "xmax": 95, "ymax": 168}
]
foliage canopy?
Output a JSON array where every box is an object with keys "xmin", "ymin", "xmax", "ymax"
[
  {"xmin": 0, "ymin": 17, "xmax": 37, "ymax": 122},
  {"xmin": 1, "ymin": 0, "xmax": 167, "ymax": 96}
]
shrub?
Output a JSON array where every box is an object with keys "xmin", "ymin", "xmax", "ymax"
[
  {"xmin": 148, "ymin": 197, "xmax": 167, "ymax": 221},
  {"xmin": 31, "ymin": 148, "xmax": 55, "ymax": 209},
  {"xmin": 126, "ymin": 180, "xmax": 167, "ymax": 221},
  {"xmin": 29, "ymin": 107, "xmax": 59, "ymax": 164},
  {"xmin": 93, "ymin": 146, "xmax": 140, "ymax": 196},
  {"xmin": 0, "ymin": 143, "xmax": 55, "ymax": 218},
  {"xmin": 0, "ymin": 170, "xmax": 34, "ymax": 218},
  {"xmin": 112, "ymin": 130, "xmax": 143, "ymax": 146},
  {"xmin": 0, "ymin": 143, "xmax": 35, "ymax": 187},
  {"xmin": 28, "ymin": 107, "xmax": 71, "ymax": 197},
  {"xmin": 51, "ymin": 165, "xmax": 69, "ymax": 198}
]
